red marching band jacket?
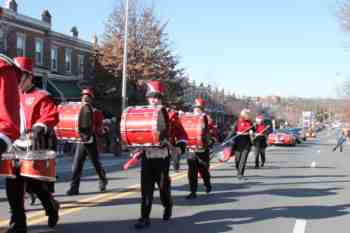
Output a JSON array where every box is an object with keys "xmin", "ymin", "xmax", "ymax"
[
  {"xmin": 255, "ymin": 123, "xmax": 267, "ymax": 136},
  {"xmin": 0, "ymin": 60, "xmax": 20, "ymax": 151},
  {"xmin": 168, "ymin": 109, "xmax": 187, "ymax": 145},
  {"xmin": 236, "ymin": 118, "xmax": 253, "ymax": 135},
  {"xmin": 93, "ymin": 109, "xmax": 104, "ymax": 137},
  {"xmin": 19, "ymin": 88, "xmax": 59, "ymax": 134},
  {"xmin": 207, "ymin": 115, "xmax": 218, "ymax": 142}
]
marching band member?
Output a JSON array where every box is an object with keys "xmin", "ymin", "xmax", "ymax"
[
  {"xmin": 168, "ymin": 106, "xmax": 182, "ymax": 172},
  {"xmin": 6, "ymin": 57, "xmax": 59, "ymax": 233},
  {"xmin": 186, "ymin": 98, "xmax": 213, "ymax": 199},
  {"xmin": 0, "ymin": 55, "xmax": 21, "ymax": 233},
  {"xmin": 66, "ymin": 89, "xmax": 108, "ymax": 195},
  {"xmin": 134, "ymin": 80, "xmax": 187, "ymax": 229},
  {"xmin": 229, "ymin": 108, "xmax": 253, "ymax": 180},
  {"xmin": 253, "ymin": 115, "xmax": 268, "ymax": 168}
]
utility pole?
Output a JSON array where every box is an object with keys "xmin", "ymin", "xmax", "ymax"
[{"xmin": 121, "ymin": 0, "xmax": 129, "ymax": 111}]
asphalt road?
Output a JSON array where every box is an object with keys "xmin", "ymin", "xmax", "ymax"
[{"xmin": 1, "ymin": 129, "xmax": 350, "ymax": 233}]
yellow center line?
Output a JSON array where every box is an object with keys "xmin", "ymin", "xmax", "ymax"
[{"xmin": 0, "ymin": 162, "xmax": 224, "ymax": 227}]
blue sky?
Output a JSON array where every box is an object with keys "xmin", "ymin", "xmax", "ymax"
[{"xmin": 16, "ymin": 0, "xmax": 350, "ymax": 98}]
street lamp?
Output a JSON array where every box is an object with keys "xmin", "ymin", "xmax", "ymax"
[{"xmin": 121, "ymin": 0, "xmax": 129, "ymax": 111}]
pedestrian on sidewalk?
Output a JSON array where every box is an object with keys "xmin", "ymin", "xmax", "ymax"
[{"xmin": 333, "ymin": 128, "xmax": 349, "ymax": 152}]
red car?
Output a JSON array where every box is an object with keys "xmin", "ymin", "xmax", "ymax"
[{"xmin": 268, "ymin": 130, "xmax": 297, "ymax": 146}]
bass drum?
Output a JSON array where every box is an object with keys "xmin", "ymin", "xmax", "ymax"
[
  {"xmin": 179, "ymin": 113, "xmax": 209, "ymax": 150},
  {"xmin": 18, "ymin": 150, "xmax": 56, "ymax": 182},
  {"xmin": 120, "ymin": 106, "xmax": 169, "ymax": 147},
  {"xmin": 55, "ymin": 102, "xmax": 93, "ymax": 142},
  {"xmin": 0, "ymin": 153, "xmax": 17, "ymax": 178}
]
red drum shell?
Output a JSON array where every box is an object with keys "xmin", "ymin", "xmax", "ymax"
[
  {"xmin": 0, "ymin": 153, "xmax": 16, "ymax": 178},
  {"xmin": 120, "ymin": 106, "xmax": 169, "ymax": 147},
  {"xmin": 179, "ymin": 113, "xmax": 209, "ymax": 150},
  {"xmin": 55, "ymin": 102, "xmax": 93, "ymax": 142},
  {"xmin": 18, "ymin": 150, "xmax": 56, "ymax": 182}
]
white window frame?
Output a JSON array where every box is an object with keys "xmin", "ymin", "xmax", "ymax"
[
  {"xmin": 35, "ymin": 38, "xmax": 44, "ymax": 66},
  {"xmin": 51, "ymin": 46, "xmax": 58, "ymax": 72},
  {"xmin": 78, "ymin": 54, "xmax": 84, "ymax": 76},
  {"xmin": 65, "ymin": 48, "xmax": 72, "ymax": 73},
  {"xmin": 16, "ymin": 33, "xmax": 26, "ymax": 56}
]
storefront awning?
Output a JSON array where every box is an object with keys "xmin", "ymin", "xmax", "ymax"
[{"xmin": 47, "ymin": 79, "xmax": 82, "ymax": 102}]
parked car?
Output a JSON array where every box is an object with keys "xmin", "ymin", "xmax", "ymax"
[
  {"xmin": 305, "ymin": 130, "xmax": 316, "ymax": 138},
  {"xmin": 285, "ymin": 128, "xmax": 306, "ymax": 143},
  {"xmin": 268, "ymin": 130, "xmax": 297, "ymax": 146}
]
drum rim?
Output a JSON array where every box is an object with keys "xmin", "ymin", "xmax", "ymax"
[
  {"xmin": 0, "ymin": 174, "xmax": 16, "ymax": 178},
  {"xmin": 19, "ymin": 173, "xmax": 56, "ymax": 182},
  {"xmin": 1, "ymin": 153, "xmax": 16, "ymax": 159},
  {"xmin": 16, "ymin": 150, "xmax": 57, "ymax": 160}
]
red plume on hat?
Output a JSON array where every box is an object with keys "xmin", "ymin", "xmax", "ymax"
[
  {"xmin": 14, "ymin": 57, "xmax": 33, "ymax": 74},
  {"xmin": 82, "ymin": 88, "xmax": 94, "ymax": 98},
  {"xmin": 194, "ymin": 97, "xmax": 206, "ymax": 108},
  {"xmin": 146, "ymin": 80, "xmax": 166, "ymax": 98}
]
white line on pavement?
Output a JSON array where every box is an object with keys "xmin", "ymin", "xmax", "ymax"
[{"xmin": 293, "ymin": 219, "xmax": 307, "ymax": 233}]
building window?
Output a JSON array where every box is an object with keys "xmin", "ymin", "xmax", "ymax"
[
  {"xmin": 78, "ymin": 54, "xmax": 84, "ymax": 76},
  {"xmin": 51, "ymin": 47, "xmax": 58, "ymax": 71},
  {"xmin": 0, "ymin": 29, "xmax": 6, "ymax": 53},
  {"xmin": 35, "ymin": 38, "xmax": 44, "ymax": 65},
  {"xmin": 16, "ymin": 33, "xmax": 26, "ymax": 56},
  {"xmin": 65, "ymin": 48, "xmax": 72, "ymax": 73}
]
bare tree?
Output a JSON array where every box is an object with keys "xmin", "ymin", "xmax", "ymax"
[{"xmin": 99, "ymin": 0, "xmax": 185, "ymax": 104}]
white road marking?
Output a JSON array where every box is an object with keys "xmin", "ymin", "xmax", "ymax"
[
  {"xmin": 310, "ymin": 161, "xmax": 316, "ymax": 168},
  {"xmin": 293, "ymin": 219, "xmax": 307, "ymax": 233}
]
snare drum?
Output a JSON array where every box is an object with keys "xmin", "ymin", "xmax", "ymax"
[
  {"xmin": 179, "ymin": 113, "xmax": 209, "ymax": 150},
  {"xmin": 120, "ymin": 106, "xmax": 169, "ymax": 147},
  {"xmin": 55, "ymin": 102, "xmax": 93, "ymax": 142},
  {"xmin": 0, "ymin": 153, "xmax": 16, "ymax": 178},
  {"xmin": 18, "ymin": 150, "xmax": 56, "ymax": 182}
]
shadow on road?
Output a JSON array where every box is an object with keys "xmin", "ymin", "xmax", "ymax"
[{"xmin": 28, "ymin": 203, "xmax": 350, "ymax": 233}]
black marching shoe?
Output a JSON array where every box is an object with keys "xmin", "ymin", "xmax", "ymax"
[
  {"xmin": 254, "ymin": 165, "xmax": 259, "ymax": 169},
  {"xmin": 48, "ymin": 199, "xmax": 60, "ymax": 228},
  {"xmin": 261, "ymin": 161, "xmax": 265, "ymax": 167},
  {"xmin": 99, "ymin": 178, "xmax": 108, "ymax": 192},
  {"xmin": 134, "ymin": 218, "xmax": 151, "ymax": 229},
  {"xmin": 163, "ymin": 205, "xmax": 173, "ymax": 220},
  {"xmin": 66, "ymin": 188, "xmax": 79, "ymax": 196},
  {"xmin": 186, "ymin": 192, "xmax": 197, "ymax": 199},
  {"xmin": 29, "ymin": 192, "xmax": 37, "ymax": 205}
]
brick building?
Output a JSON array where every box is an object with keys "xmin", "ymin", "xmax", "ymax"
[{"xmin": 0, "ymin": 0, "xmax": 95, "ymax": 101}]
